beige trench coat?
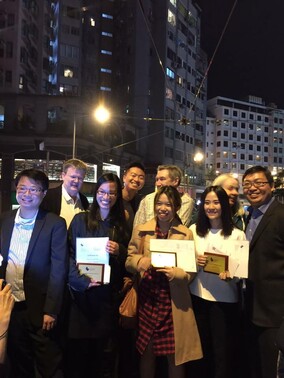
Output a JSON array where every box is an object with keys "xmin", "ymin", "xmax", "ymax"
[{"xmin": 126, "ymin": 218, "xmax": 203, "ymax": 366}]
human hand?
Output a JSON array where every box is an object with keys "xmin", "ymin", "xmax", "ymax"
[
  {"xmin": 156, "ymin": 267, "xmax": 175, "ymax": 281},
  {"xmin": 197, "ymin": 255, "xmax": 207, "ymax": 267},
  {"xmin": 106, "ymin": 240, "xmax": 119, "ymax": 256},
  {"xmin": 0, "ymin": 280, "xmax": 14, "ymax": 334},
  {"xmin": 88, "ymin": 279, "xmax": 101, "ymax": 288},
  {"xmin": 219, "ymin": 271, "xmax": 231, "ymax": 281},
  {"xmin": 137, "ymin": 257, "xmax": 151, "ymax": 272},
  {"xmin": 42, "ymin": 314, "xmax": 57, "ymax": 331}
]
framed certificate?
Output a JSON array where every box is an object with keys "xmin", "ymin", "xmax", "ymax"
[
  {"xmin": 78, "ymin": 263, "xmax": 104, "ymax": 283},
  {"xmin": 151, "ymin": 252, "xmax": 177, "ymax": 268},
  {"xmin": 203, "ymin": 252, "xmax": 229, "ymax": 275}
]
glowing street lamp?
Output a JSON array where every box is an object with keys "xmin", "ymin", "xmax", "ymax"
[{"xmin": 72, "ymin": 104, "xmax": 111, "ymax": 158}]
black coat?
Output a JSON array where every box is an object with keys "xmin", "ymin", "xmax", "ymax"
[
  {"xmin": 67, "ymin": 211, "xmax": 128, "ymax": 338},
  {"xmin": 40, "ymin": 184, "xmax": 89, "ymax": 215}
]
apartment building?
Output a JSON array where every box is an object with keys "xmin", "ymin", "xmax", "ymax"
[{"xmin": 205, "ymin": 95, "xmax": 284, "ymax": 182}]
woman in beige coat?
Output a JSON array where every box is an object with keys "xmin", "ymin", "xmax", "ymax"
[{"xmin": 126, "ymin": 186, "xmax": 202, "ymax": 378}]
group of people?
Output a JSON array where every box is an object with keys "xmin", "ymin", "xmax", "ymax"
[{"xmin": 0, "ymin": 160, "xmax": 283, "ymax": 378}]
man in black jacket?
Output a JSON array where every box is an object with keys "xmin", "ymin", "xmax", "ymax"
[
  {"xmin": 41, "ymin": 159, "xmax": 89, "ymax": 228},
  {"xmin": 243, "ymin": 165, "xmax": 284, "ymax": 378}
]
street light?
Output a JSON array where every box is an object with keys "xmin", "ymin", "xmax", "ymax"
[{"xmin": 72, "ymin": 105, "xmax": 111, "ymax": 158}]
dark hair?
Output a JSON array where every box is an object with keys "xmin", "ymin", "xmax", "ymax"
[
  {"xmin": 196, "ymin": 186, "xmax": 234, "ymax": 237},
  {"xmin": 15, "ymin": 169, "xmax": 49, "ymax": 191},
  {"xmin": 242, "ymin": 165, "xmax": 274, "ymax": 187},
  {"xmin": 124, "ymin": 161, "xmax": 145, "ymax": 174},
  {"xmin": 154, "ymin": 186, "xmax": 182, "ymax": 217},
  {"xmin": 88, "ymin": 173, "xmax": 126, "ymax": 233}
]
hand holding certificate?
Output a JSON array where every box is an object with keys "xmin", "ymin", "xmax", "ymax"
[{"xmin": 76, "ymin": 237, "xmax": 111, "ymax": 284}]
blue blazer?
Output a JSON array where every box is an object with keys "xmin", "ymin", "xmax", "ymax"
[{"xmin": 0, "ymin": 209, "xmax": 68, "ymax": 328}]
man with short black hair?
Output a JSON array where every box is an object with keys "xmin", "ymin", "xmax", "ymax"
[
  {"xmin": 243, "ymin": 165, "xmax": 284, "ymax": 378},
  {"xmin": 0, "ymin": 169, "xmax": 68, "ymax": 377}
]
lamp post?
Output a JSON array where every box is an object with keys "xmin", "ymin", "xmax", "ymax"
[{"xmin": 72, "ymin": 105, "xmax": 111, "ymax": 159}]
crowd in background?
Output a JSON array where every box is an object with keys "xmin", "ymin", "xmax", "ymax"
[{"xmin": 0, "ymin": 159, "xmax": 283, "ymax": 378}]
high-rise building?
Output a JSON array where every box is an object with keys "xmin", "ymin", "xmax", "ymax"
[
  {"xmin": 0, "ymin": 0, "xmax": 207, "ymax": 210},
  {"xmin": 205, "ymin": 95, "xmax": 284, "ymax": 183}
]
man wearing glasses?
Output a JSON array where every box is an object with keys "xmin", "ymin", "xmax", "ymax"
[
  {"xmin": 41, "ymin": 158, "xmax": 89, "ymax": 228},
  {"xmin": 0, "ymin": 169, "xmax": 68, "ymax": 377},
  {"xmin": 242, "ymin": 165, "xmax": 284, "ymax": 378}
]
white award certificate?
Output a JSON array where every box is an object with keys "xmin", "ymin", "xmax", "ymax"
[
  {"xmin": 76, "ymin": 237, "xmax": 111, "ymax": 283},
  {"xmin": 76, "ymin": 237, "xmax": 109, "ymax": 265},
  {"xmin": 150, "ymin": 239, "xmax": 197, "ymax": 272}
]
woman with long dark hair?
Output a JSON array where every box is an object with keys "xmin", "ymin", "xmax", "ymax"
[
  {"xmin": 188, "ymin": 185, "xmax": 246, "ymax": 378},
  {"xmin": 66, "ymin": 173, "xmax": 130, "ymax": 377},
  {"xmin": 126, "ymin": 186, "xmax": 202, "ymax": 378}
]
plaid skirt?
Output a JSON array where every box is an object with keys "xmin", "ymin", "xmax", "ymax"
[{"xmin": 136, "ymin": 268, "xmax": 175, "ymax": 356}]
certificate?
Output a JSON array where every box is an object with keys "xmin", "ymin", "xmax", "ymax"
[
  {"xmin": 76, "ymin": 237, "xmax": 109, "ymax": 265},
  {"xmin": 203, "ymin": 252, "xmax": 229, "ymax": 274},
  {"xmin": 150, "ymin": 239, "xmax": 197, "ymax": 272},
  {"xmin": 78, "ymin": 263, "xmax": 104, "ymax": 283},
  {"xmin": 151, "ymin": 252, "xmax": 177, "ymax": 268}
]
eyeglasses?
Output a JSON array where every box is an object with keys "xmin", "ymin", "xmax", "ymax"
[
  {"xmin": 242, "ymin": 181, "xmax": 269, "ymax": 189},
  {"xmin": 17, "ymin": 186, "xmax": 44, "ymax": 194},
  {"xmin": 97, "ymin": 189, "xmax": 117, "ymax": 198}
]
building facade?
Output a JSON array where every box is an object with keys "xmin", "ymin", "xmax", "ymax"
[{"xmin": 205, "ymin": 95, "xmax": 284, "ymax": 183}]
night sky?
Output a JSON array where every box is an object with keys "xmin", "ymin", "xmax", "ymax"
[{"xmin": 197, "ymin": 0, "xmax": 284, "ymax": 107}]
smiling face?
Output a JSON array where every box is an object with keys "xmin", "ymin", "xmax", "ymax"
[
  {"xmin": 222, "ymin": 177, "xmax": 239, "ymax": 207},
  {"xmin": 204, "ymin": 191, "xmax": 222, "ymax": 227},
  {"xmin": 16, "ymin": 176, "xmax": 46, "ymax": 216},
  {"xmin": 123, "ymin": 167, "xmax": 145, "ymax": 193},
  {"xmin": 155, "ymin": 193, "xmax": 174, "ymax": 224},
  {"xmin": 62, "ymin": 167, "xmax": 85, "ymax": 199},
  {"xmin": 242, "ymin": 172, "xmax": 273, "ymax": 208},
  {"xmin": 96, "ymin": 182, "xmax": 118, "ymax": 212},
  {"xmin": 155, "ymin": 169, "xmax": 178, "ymax": 189}
]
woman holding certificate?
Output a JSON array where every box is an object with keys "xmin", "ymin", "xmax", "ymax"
[
  {"xmin": 126, "ymin": 186, "xmax": 202, "ymax": 378},
  {"xmin": 66, "ymin": 173, "xmax": 130, "ymax": 378},
  {"xmin": 188, "ymin": 185, "xmax": 246, "ymax": 378}
]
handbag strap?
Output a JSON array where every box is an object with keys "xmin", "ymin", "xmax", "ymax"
[{"xmin": 137, "ymin": 235, "xmax": 145, "ymax": 256}]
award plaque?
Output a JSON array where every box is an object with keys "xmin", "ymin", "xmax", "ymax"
[
  {"xmin": 78, "ymin": 263, "xmax": 104, "ymax": 283},
  {"xmin": 203, "ymin": 252, "xmax": 229, "ymax": 275},
  {"xmin": 151, "ymin": 252, "xmax": 177, "ymax": 268}
]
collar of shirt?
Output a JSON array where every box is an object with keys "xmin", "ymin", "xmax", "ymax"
[
  {"xmin": 62, "ymin": 185, "xmax": 80, "ymax": 204},
  {"xmin": 15, "ymin": 208, "xmax": 38, "ymax": 228}
]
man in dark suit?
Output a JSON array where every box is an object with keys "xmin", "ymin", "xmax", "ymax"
[
  {"xmin": 242, "ymin": 165, "xmax": 284, "ymax": 378},
  {"xmin": 40, "ymin": 158, "xmax": 89, "ymax": 228},
  {"xmin": 0, "ymin": 169, "xmax": 68, "ymax": 377}
]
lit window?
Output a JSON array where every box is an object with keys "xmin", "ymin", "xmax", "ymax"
[
  {"xmin": 100, "ymin": 68, "xmax": 112, "ymax": 73},
  {"xmin": 102, "ymin": 13, "xmax": 113, "ymax": 19},
  {"xmin": 168, "ymin": 10, "xmax": 176, "ymax": 26},
  {"xmin": 64, "ymin": 68, "xmax": 73, "ymax": 78},
  {"xmin": 166, "ymin": 68, "xmax": 175, "ymax": 79},
  {"xmin": 101, "ymin": 50, "xmax": 112, "ymax": 55},
  {"xmin": 102, "ymin": 31, "xmax": 113, "ymax": 37},
  {"xmin": 90, "ymin": 18, "xmax": 95, "ymax": 27},
  {"xmin": 100, "ymin": 86, "xmax": 111, "ymax": 91}
]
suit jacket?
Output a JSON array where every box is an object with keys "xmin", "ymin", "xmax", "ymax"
[
  {"xmin": 246, "ymin": 199, "xmax": 284, "ymax": 327},
  {"xmin": 0, "ymin": 209, "xmax": 68, "ymax": 328},
  {"xmin": 40, "ymin": 184, "xmax": 89, "ymax": 215}
]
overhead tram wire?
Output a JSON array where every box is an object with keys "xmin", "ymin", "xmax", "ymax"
[
  {"xmin": 86, "ymin": 0, "xmax": 239, "ymax": 161},
  {"xmin": 137, "ymin": 0, "xmax": 239, "ymax": 125}
]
